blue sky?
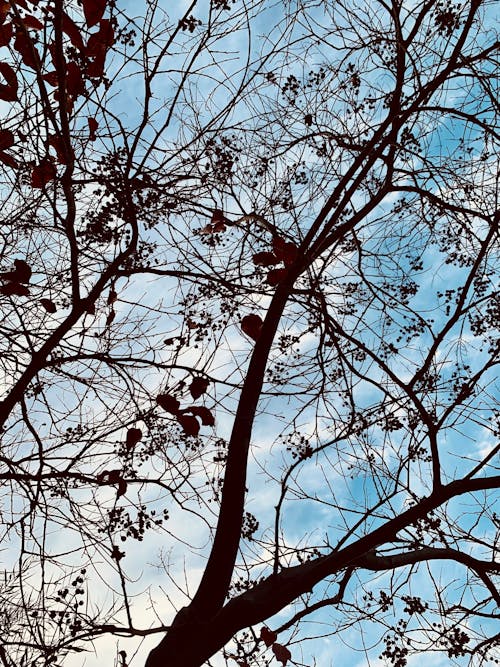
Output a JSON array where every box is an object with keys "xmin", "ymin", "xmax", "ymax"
[{"xmin": 0, "ymin": 0, "xmax": 498, "ymax": 666}]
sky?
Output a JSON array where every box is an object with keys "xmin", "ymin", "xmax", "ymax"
[{"xmin": 0, "ymin": 0, "xmax": 498, "ymax": 666}]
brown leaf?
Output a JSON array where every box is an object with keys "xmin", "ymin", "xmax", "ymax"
[
  {"xmin": 14, "ymin": 29, "xmax": 39, "ymax": 69},
  {"xmin": 260, "ymin": 626, "xmax": 277, "ymax": 647},
  {"xmin": 184, "ymin": 406, "xmax": 215, "ymax": 426},
  {"xmin": 40, "ymin": 298, "xmax": 57, "ymax": 313},
  {"xmin": 177, "ymin": 414, "xmax": 200, "ymax": 437},
  {"xmin": 0, "ymin": 129, "xmax": 14, "ymax": 151},
  {"xmin": 42, "ymin": 70, "xmax": 58, "ymax": 87},
  {"xmin": 82, "ymin": 0, "xmax": 107, "ymax": 28},
  {"xmin": 189, "ymin": 377, "xmax": 209, "ymax": 400},
  {"xmin": 0, "ymin": 21, "xmax": 12, "ymax": 47},
  {"xmin": 61, "ymin": 12, "xmax": 85, "ymax": 51},
  {"xmin": 126, "ymin": 428, "xmax": 142, "ymax": 449},
  {"xmin": 0, "ymin": 282, "xmax": 30, "ymax": 296},
  {"xmin": 66, "ymin": 60, "xmax": 85, "ymax": 97},
  {"xmin": 272, "ymin": 236, "xmax": 298, "ymax": 267},
  {"xmin": 252, "ymin": 251, "xmax": 279, "ymax": 267},
  {"xmin": 1, "ymin": 259, "xmax": 32, "ymax": 283},
  {"xmin": 88, "ymin": 117, "xmax": 98, "ymax": 140},
  {"xmin": 31, "ymin": 158, "xmax": 56, "ymax": 188},
  {"xmin": 272, "ymin": 643, "xmax": 291, "ymax": 665},
  {"xmin": 156, "ymin": 393, "xmax": 180, "ymax": 415},
  {"xmin": 241, "ymin": 313, "xmax": 263, "ymax": 342},
  {"xmin": 48, "ymin": 135, "xmax": 68, "ymax": 164},
  {"xmin": 21, "ymin": 14, "xmax": 43, "ymax": 30},
  {"xmin": 0, "ymin": 61, "xmax": 18, "ymax": 101}
]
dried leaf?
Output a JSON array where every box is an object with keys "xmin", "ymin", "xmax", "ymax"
[
  {"xmin": 66, "ymin": 60, "xmax": 85, "ymax": 97},
  {"xmin": 21, "ymin": 14, "xmax": 43, "ymax": 30},
  {"xmin": 252, "ymin": 251, "xmax": 279, "ymax": 267},
  {"xmin": 14, "ymin": 29, "xmax": 38, "ymax": 68},
  {"xmin": 241, "ymin": 314, "xmax": 263, "ymax": 342},
  {"xmin": 0, "ymin": 259, "xmax": 32, "ymax": 283},
  {"xmin": 0, "ymin": 282, "xmax": 30, "ymax": 296},
  {"xmin": 260, "ymin": 627, "xmax": 277, "ymax": 647},
  {"xmin": 189, "ymin": 377, "xmax": 210, "ymax": 400},
  {"xmin": 0, "ymin": 61, "xmax": 18, "ymax": 101},
  {"xmin": 0, "ymin": 21, "xmax": 12, "ymax": 46},
  {"xmin": 88, "ymin": 117, "xmax": 98, "ymax": 140},
  {"xmin": 272, "ymin": 236, "xmax": 298, "ymax": 267},
  {"xmin": 82, "ymin": 0, "xmax": 107, "ymax": 28},
  {"xmin": 177, "ymin": 414, "xmax": 200, "ymax": 437},
  {"xmin": 61, "ymin": 12, "xmax": 85, "ymax": 51},
  {"xmin": 31, "ymin": 158, "xmax": 56, "ymax": 188},
  {"xmin": 48, "ymin": 135, "xmax": 68, "ymax": 164},
  {"xmin": 184, "ymin": 406, "xmax": 214, "ymax": 426},
  {"xmin": 40, "ymin": 298, "xmax": 57, "ymax": 313},
  {"xmin": 0, "ymin": 129, "xmax": 14, "ymax": 151},
  {"xmin": 125, "ymin": 428, "xmax": 142, "ymax": 449},
  {"xmin": 271, "ymin": 643, "xmax": 291, "ymax": 665},
  {"xmin": 42, "ymin": 70, "xmax": 58, "ymax": 87},
  {"xmin": 156, "ymin": 393, "xmax": 180, "ymax": 415}
]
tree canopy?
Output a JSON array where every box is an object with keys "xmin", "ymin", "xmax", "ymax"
[{"xmin": 0, "ymin": 0, "xmax": 498, "ymax": 666}]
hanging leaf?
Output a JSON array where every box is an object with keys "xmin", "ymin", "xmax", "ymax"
[
  {"xmin": 241, "ymin": 314, "xmax": 263, "ymax": 342},
  {"xmin": 0, "ymin": 129, "xmax": 14, "ymax": 151},
  {"xmin": 0, "ymin": 1, "xmax": 9, "ymax": 22},
  {"xmin": 260, "ymin": 627, "xmax": 277, "ymax": 647},
  {"xmin": 126, "ymin": 428, "xmax": 142, "ymax": 449},
  {"xmin": 14, "ymin": 29, "xmax": 38, "ymax": 69},
  {"xmin": 61, "ymin": 12, "xmax": 85, "ymax": 51},
  {"xmin": 177, "ymin": 414, "xmax": 200, "ymax": 437},
  {"xmin": 184, "ymin": 406, "xmax": 214, "ymax": 426},
  {"xmin": 0, "ymin": 282, "xmax": 30, "ymax": 296},
  {"xmin": 156, "ymin": 393, "xmax": 180, "ymax": 415},
  {"xmin": 82, "ymin": 0, "xmax": 107, "ymax": 28},
  {"xmin": 48, "ymin": 135, "xmax": 68, "ymax": 164},
  {"xmin": 86, "ymin": 19, "xmax": 114, "ymax": 56},
  {"xmin": 88, "ymin": 117, "xmax": 98, "ymax": 141},
  {"xmin": 271, "ymin": 643, "xmax": 291, "ymax": 665},
  {"xmin": 211, "ymin": 208, "xmax": 227, "ymax": 232},
  {"xmin": 0, "ymin": 21, "xmax": 12, "ymax": 46},
  {"xmin": 31, "ymin": 158, "xmax": 56, "ymax": 188},
  {"xmin": 0, "ymin": 259, "xmax": 32, "ymax": 283},
  {"xmin": 252, "ymin": 251, "xmax": 279, "ymax": 267},
  {"xmin": 42, "ymin": 70, "xmax": 58, "ymax": 87},
  {"xmin": 189, "ymin": 377, "xmax": 209, "ymax": 400},
  {"xmin": 21, "ymin": 14, "xmax": 43, "ymax": 30},
  {"xmin": 40, "ymin": 298, "xmax": 57, "ymax": 313},
  {"xmin": 272, "ymin": 236, "xmax": 298, "ymax": 267},
  {"xmin": 0, "ymin": 128, "xmax": 17, "ymax": 166},
  {"xmin": 266, "ymin": 268, "xmax": 288, "ymax": 286},
  {"xmin": 0, "ymin": 61, "xmax": 18, "ymax": 101},
  {"xmin": 66, "ymin": 61, "xmax": 85, "ymax": 97}
]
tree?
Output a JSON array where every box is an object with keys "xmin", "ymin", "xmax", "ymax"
[{"xmin": 0, "ymin": 0, "xmax": 498, "ymax": 665}]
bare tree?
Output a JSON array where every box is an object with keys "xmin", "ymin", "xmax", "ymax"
[{"xmin": 0, "ymin": 0, "xmax": 498, "ymax": 666}]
